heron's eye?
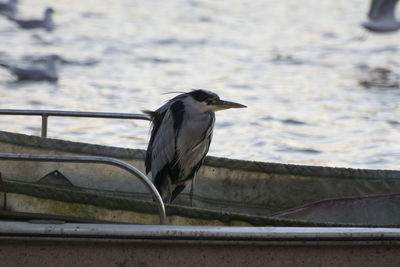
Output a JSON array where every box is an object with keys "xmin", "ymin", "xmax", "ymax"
[{"xmin": 208, "ymin": 99, "xmax": 217, "ymax": 105}]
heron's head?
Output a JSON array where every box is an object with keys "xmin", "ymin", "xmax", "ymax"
[{"xmin": 188, "ymin": 89, "xmax": 246, "ymax": 113}]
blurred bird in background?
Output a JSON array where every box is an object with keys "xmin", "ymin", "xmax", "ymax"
[
  {"xmin": 0, "ymin": 55, "xmax": 59, "ymax": 82},
  {"xmin": 8, "ymin": 7, "xmax": 54, "ymax": 31}
]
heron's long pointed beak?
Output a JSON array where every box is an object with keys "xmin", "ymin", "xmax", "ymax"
[{"xmin": 214, "ymin": 99, "xmax": 247, "ymax": 111}]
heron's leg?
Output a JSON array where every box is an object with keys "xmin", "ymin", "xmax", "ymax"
[
  {"xmin": 189, "ymin": 179, "xmax": 195, "ymax": 207},
  {"xmin": 166, "ymin": 193, "xmax": 171, "ymax": 204},
  {"xmin": 165, "ymin": 179, "xmax": 172, "ymax": 204}
]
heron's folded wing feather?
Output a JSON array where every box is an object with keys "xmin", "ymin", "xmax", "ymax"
[{"xmin": 150, "ymin": 109, "xmax": 177, "ymax": 179}]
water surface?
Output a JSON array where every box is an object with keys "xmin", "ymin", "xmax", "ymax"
[{"xmin": 0, "ymin": 0, "xmax": 399, "ymax": 170}]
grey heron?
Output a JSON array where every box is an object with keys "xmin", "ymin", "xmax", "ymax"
[
  {"xmin": 144, "ymin": 89, "xmax": 246, "ymax": 204},
  {"xmin": 0, "ymin": 55, "xmax": 59, "ymax": 82},
  {"xmin": 361, "ymin": 0, "xmax": 400, "ymax": 32},
  {"xmin": 9, "ymin": 7, "xmax": 54, "ymax": 31}
]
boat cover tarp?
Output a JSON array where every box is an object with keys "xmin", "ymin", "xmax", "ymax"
[{"xmin": 0, "ymin": 130, "xmax": 399, "ymax": 226}]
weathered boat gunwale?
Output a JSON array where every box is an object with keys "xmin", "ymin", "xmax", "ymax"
[
  {"xmin": 1, "ymin": 130, "xmax": 399, "ymax": 180},
  {"xmin": 1, "ymin": 130, "xmax": 400, "ymax": 227}
]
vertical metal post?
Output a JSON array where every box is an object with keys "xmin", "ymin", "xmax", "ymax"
[{"xmin": 41, "ymin": 115, "xmax": 48, "ymax": 138}]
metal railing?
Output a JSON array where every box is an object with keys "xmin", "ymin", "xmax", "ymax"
[
  {"xmin": 0, "ymin": 153, "xmax": 166, "ymax": 225},
  {"xmin": 0, "ymin": 109, "xmax": 150, "ymax": 138}
]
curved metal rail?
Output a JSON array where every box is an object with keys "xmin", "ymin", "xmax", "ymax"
[
  {"xmin": 0, "ymin": 109, "xmax": 150, "ymax": 137},
  {"xmin": 0, "ymin": 153, "xmax": 166, "ymax": 225}
]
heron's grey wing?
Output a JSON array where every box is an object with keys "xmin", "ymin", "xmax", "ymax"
[
  {"xmin": 149, "ymin": 108, "xmax": 177, "ymax": 183},
  {"xmin": 144, "ymin": 110, "xmax": 163, "ymax": 173},
  {"xmin": 144, "ymin": 102, "xmax": 174, "ymax": 171}
]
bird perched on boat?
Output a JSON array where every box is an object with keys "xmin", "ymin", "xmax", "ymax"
[
  {"xmin": 0, "ymin": 55, "xmax": 59, "ymax": 82},
  {"xmin": 361, "ymin": 0, "xmax": 400, "ymax": 32},
  {"xmin": 9, "ymin": 7, "xmax": 54, "ymax": 31},
  {"xmin": 144, "ymin": 89, "xmax": 246, "ymax": 204},
  {"xmin": 0, "ymin": 0, "xmax": 17, "ymax": 17}
]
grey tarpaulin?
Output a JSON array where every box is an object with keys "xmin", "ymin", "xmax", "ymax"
[{"xmin": 0, "ymin": 130, "xmax": 399, "ymax": 226}]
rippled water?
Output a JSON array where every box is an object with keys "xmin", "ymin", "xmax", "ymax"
[{"xmin": 0, "ymin": 0, "xmax": 399, "ymax": 170}]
